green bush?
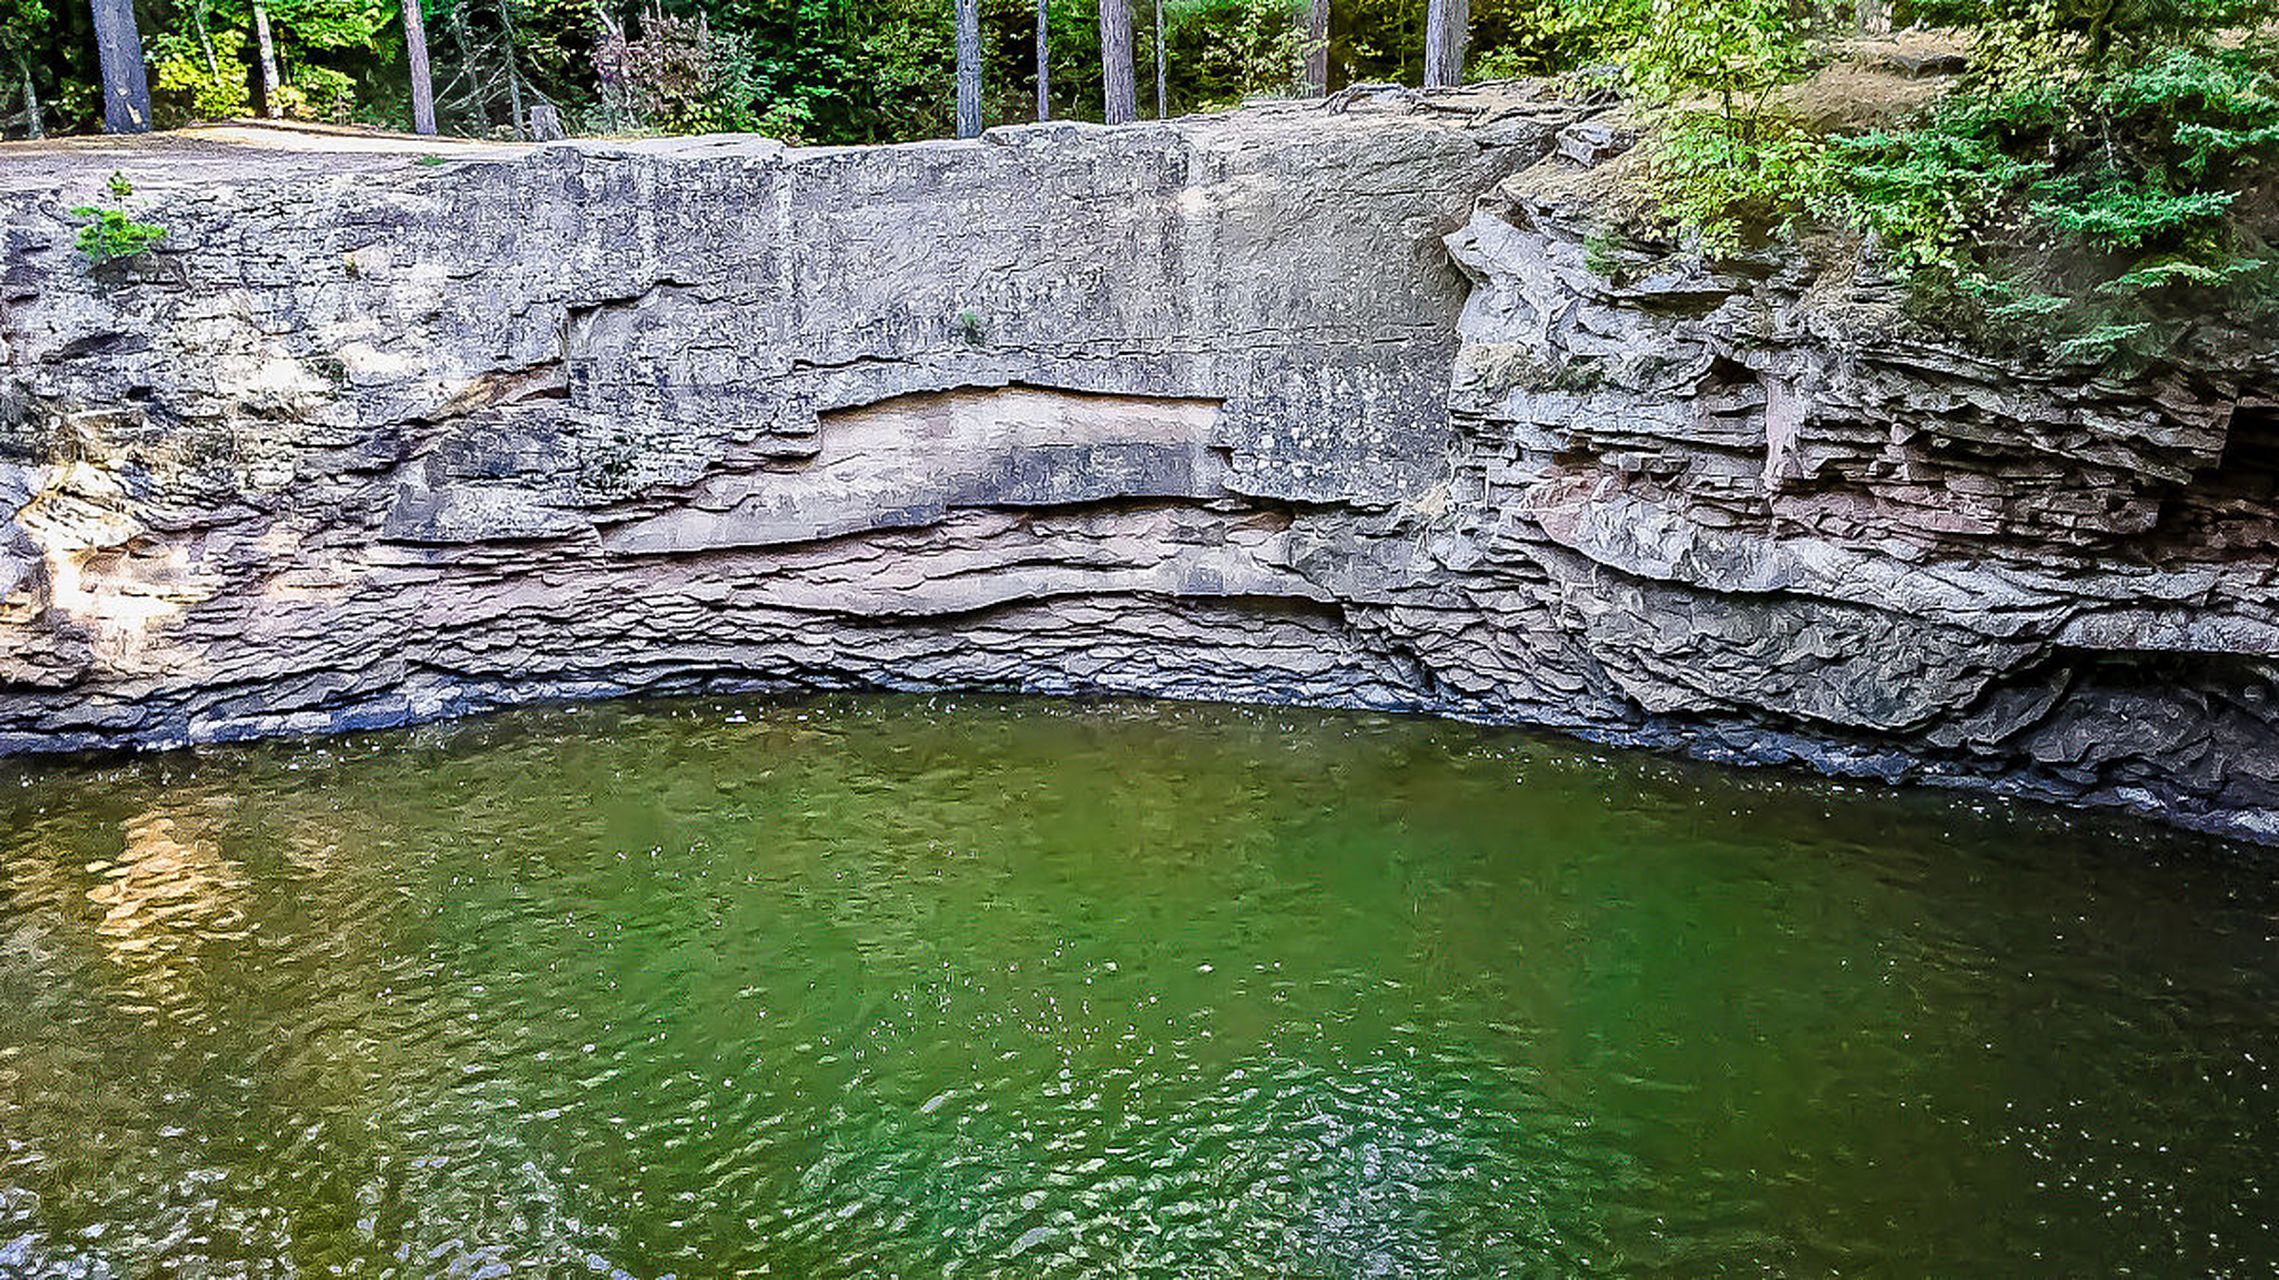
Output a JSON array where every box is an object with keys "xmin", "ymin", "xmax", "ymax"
[
  {"xmin": 275, "ymin": 62, "xmax": 359, "ymax": 122},
  {"xmin": 1830, "ymin": 37, "xmax": 2279, "ymax": 362},
  {"xmin": 72, "ymin": 208, "xmax": 170, "ymax": 264},
  {"xmin": 1599, "ymin": 0, "xmax": 2279, "ymax": 365},
  {"xmin": 70, "ymin": 171, "xmax": 168, "ymax": 266},
  {"xmin": 149, "ymin": 32, "xmax": 254, "ymax": 123},
  {"xmin": 1651, "ymin": 109, "xmax": 1835, "ymax": 255}
]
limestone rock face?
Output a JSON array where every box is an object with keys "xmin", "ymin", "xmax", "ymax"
[
  {"xmin": 2, "ymin": 94, "xmax": 2274, "ymax": 843},
  {"xmin": 1442, "ymin": 153, "xmax": 2279, "ymax": 842}
]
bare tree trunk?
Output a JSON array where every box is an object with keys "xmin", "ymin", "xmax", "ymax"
[
  {"xmin": 445, "ymin": 0, "xmax": 485, "ymax": 124},
  {"xmin": 252, "ymin": 0, "xmax": 282, "ymax": 117},
  {"xmin": 955, "ymin": 0, "xmax": 981, "ymax": 137},
  {"xmin": 89, "ymin": 0, "xmax": 152, "ymax": 131},
  {"xmin": 191, "ymin": 0, "xmax": 219, "ymax": 76},
  {"xmin": 17, "ymin": 58, "xmax": 41, "ymax": 137},
  {"xmin": 499, "ymin": 0, "xmax": 525, "ymax": 137},
  {"xmin": 404, "ymin": 0, "xmax": 437, "ymax": 133},
  {"xmin": 504, "ymin": 56, "xmax": 524, "ymax": 136},
  {"xmin": 1421, "ymin": 0, "xmax": 1466, "ymax": 87},
  {"xmin": 1854, "ymin": 0, "xmax": 1889, "ymax": 33},
  {"xmin": 1098, "ymin": 0, "xmax": 1134, "ymax": 123},
  {"xmin": 1151, "ymin": 0, "xmax": 1164, "ymax": 118},
  {"xmin": 1034, "ymin": 0, "xmax": 1048, "ymax": 120},
  {"xmin": 1301, "ymin": 0, "xmax": 1328, "ymax": 95}
]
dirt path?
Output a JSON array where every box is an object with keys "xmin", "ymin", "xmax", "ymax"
[{"xmin": 0, "ymin": 119, "xmax": 530, "ymax": 195}]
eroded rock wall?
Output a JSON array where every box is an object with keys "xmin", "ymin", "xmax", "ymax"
[
  {"xmin": 2, "ymin": 93, "xmax": 2274, "ymax": 842},
  {"xmin": 1441, "ymin": 155, "xmax": 2279, "ymax": 841}
]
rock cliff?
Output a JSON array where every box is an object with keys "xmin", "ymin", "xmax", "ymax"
[{"xmin": 3, "ymin": 93, "xmax": 2273, "ymax": 842}]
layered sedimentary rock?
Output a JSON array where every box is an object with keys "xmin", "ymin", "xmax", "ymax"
[
  {"xmin": 1440, "ymin": 144, "xmax": 2279, "ymax": 842},
  {"xmin": 2, "ymin": 92, "xmax": 2274, "ymax": 841}
]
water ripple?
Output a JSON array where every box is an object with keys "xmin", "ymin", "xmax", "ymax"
[{"xmin": 0, "ymin": 694, "xmax": 2273, "ymax": 1276}]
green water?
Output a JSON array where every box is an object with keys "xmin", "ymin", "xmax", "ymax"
[{"xmin": 1, "ymin": 696, "xmax": 2274, "ymax": 1278}]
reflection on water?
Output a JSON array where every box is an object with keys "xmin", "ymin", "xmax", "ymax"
[{"xmin": 0, "ymin": 694, "xmax": 2274, "ymax": 1277}]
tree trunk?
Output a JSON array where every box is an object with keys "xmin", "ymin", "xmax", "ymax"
[
  {"xmin": 1098, "ymin": 0, "xmax": 1134, "ymax": 123},
  {"xmin": 1151, "ymin": 0, "xmax": 1164, "ymax": 119},
  {"xmin": 955, "ymin": 0, "xmax": 981, "ymax": 137},
  {"xmin": 1034, "ymin": 0, "xmax": 1048, "ymax": 120},
  {"xmin": 499, "ymin": 0, "xmax": 525, "ymax": 137},
  {"xmin": 404, "ymin": 0, "xmax": 437, "ymax": 133},
  {"xmin": 17, "ymin": 58, "xmax": 41, "ymax": 138},
  {"xmin": 89, "ymin": 0, "xmax": 152, "ymax": 132},
  {"xmin": 445, "ymin": 0, "xmax": 484, "ymax": 124},
  {"xmin": 1854, "ymin": 0, "xmax": 1888, "ymax": 33},
  {"xmin": 504, "ymin": 56, "xmax": 524, "ymax": 136},
  {"xmin": 252, "ymin": 0, "xmax": 282, "ymax": 118},
  {"xmin": 192, "ymin": 0, "xmax": 219, "ymax": 77},
  {"xmin": 1301, "ymin": 0, "xmax": 1328, "ymax": 96},
  {"xmin": 1421, "ymin": 0, "xmax": 1466, "ymax": 87}
]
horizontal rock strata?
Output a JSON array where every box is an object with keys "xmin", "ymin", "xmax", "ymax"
[{"xmin": 2, "ymin": 92, "xmax": 2274, "ymax": 842}]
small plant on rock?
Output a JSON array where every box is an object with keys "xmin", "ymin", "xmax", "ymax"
[{"xmin": 70, "ymin": 171, "xmax": 168, "ymax": 267}]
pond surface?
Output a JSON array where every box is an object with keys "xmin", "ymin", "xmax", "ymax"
[{"xmin": 1, "ymin": 695, "xmax": 2274, "ymax": 1277}]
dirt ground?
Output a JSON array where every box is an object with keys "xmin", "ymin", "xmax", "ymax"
[
  {"xmin": 0, "ymin": 118, "xmax": 532, "ymax": 196},
  {"xmin": 1786, "ymin": 28, "xmax": 1974, "ymax": 130}
]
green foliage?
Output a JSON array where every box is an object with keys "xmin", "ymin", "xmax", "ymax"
[
  {"xmin": 1466, "ymin": 44, "xmax": 1534, "ymax": 81},
  {"xmin": 149, "ymin": 31, "xmax": 256, "ymax": 121},
  {"xmin": 275, "ymin": 58, "xmax": 360, "ymax": 120},
  {"xmin": 1651, "ymin": 109, "xmax": 1834, "ymax": 254},
  {"xmin": 177, "ymin": 0, "xmax": 395, "ymax": 123},
  {"xmin": 1165, "ymin": 0, "xmax": 1308, "ymax": 108},
  {"xmin": 595, "ymin": 6, "xmax": 780, "ymax": 135},
  {"xmin": 70, "ymin": 171, "xmax": 169, "ymax": 265},
  {"xmin": 1574, "ymin": 0, "xmax": 1832, "ymax": 257},
  {"xmin": 71, "ymin": 208, "xmax": 170, "ymax": 264},
  {"xmin": 1575, "ymin": 0, "xmax": 2279, "ymax": 366},
  {"xmin": 264, "ymin": 0, "xmax": 395, "ymax": 51},
  {"xmin": 1582, "ymin": 228, "xmax": 1621, "ymax": 276},
  {"xmin": 1551, "ymin": 0, "xmax": 1810, "ymax": 112},
  {"xmin": 0, "ymin": 0, "xmax": 50, "ymax": 63},
  {"xmin": 1834, "ymin": 96, "xmax": 2042, "ymax": 277},
  {"xmin": 1830, "ymin": 37, "xmax": 2279, "ymax": 362},
  {"xmin": 1910, "ymin": 0, "xmax": 2268, "ymax": 90}
]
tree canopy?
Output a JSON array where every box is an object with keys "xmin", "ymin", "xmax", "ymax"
[{"xmin": 0, "ymin": 0, "xmax": 1575, "ymax": 141}]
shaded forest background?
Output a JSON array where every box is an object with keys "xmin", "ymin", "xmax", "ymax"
[{"xmin": 3, "ymin": 0, "xmax": 1573, "ymax": 141}]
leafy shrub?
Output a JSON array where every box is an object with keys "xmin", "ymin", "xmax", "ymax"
[
  {"xmin": 595, "ymin": 5, "xmax": 782, "ymax": 135},
  {"xmin": 1651, "ymin": 109, "xmax": 1835, "ymax": 254},
  {"xmin": 1163, "ymin": 0, "xmax": 1309, "ymax": 109},
  {"xmin": 275, "ymin": 63, "xmax": 359, "ymax": 122},
  {"xmin": 1830, "ymin": 37, "xmax": 2279, "ymax": 362},
  {"xmin": 70, "ymin": 171, "xmax": 168, "ymax": 266},
  {"xmin": 1553, "ymin": 0, "xmax": 1834, "ymax": 255},
  {"xmin": 1551, "ymin": 0, "xmax": 1812, "ymax": 112},
  {"xmin": 1593, "ymin": 0, "xmax": 2279, "ymax": 366},
  {"xmin": 148, "ymin": 32, "xmax": 254, "ymax": 122},
  {"xmin": 1467, "ymin": 44, "xmax": 1537, "ymax": 82},
  {"xmin": 72, "ymin": 209, "xmax": 169, "ymax": 264}
]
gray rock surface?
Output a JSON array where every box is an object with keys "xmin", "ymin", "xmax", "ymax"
[{"xmin": 2, "ymin": 94, "xmax": 2274, "ymax": 843}]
